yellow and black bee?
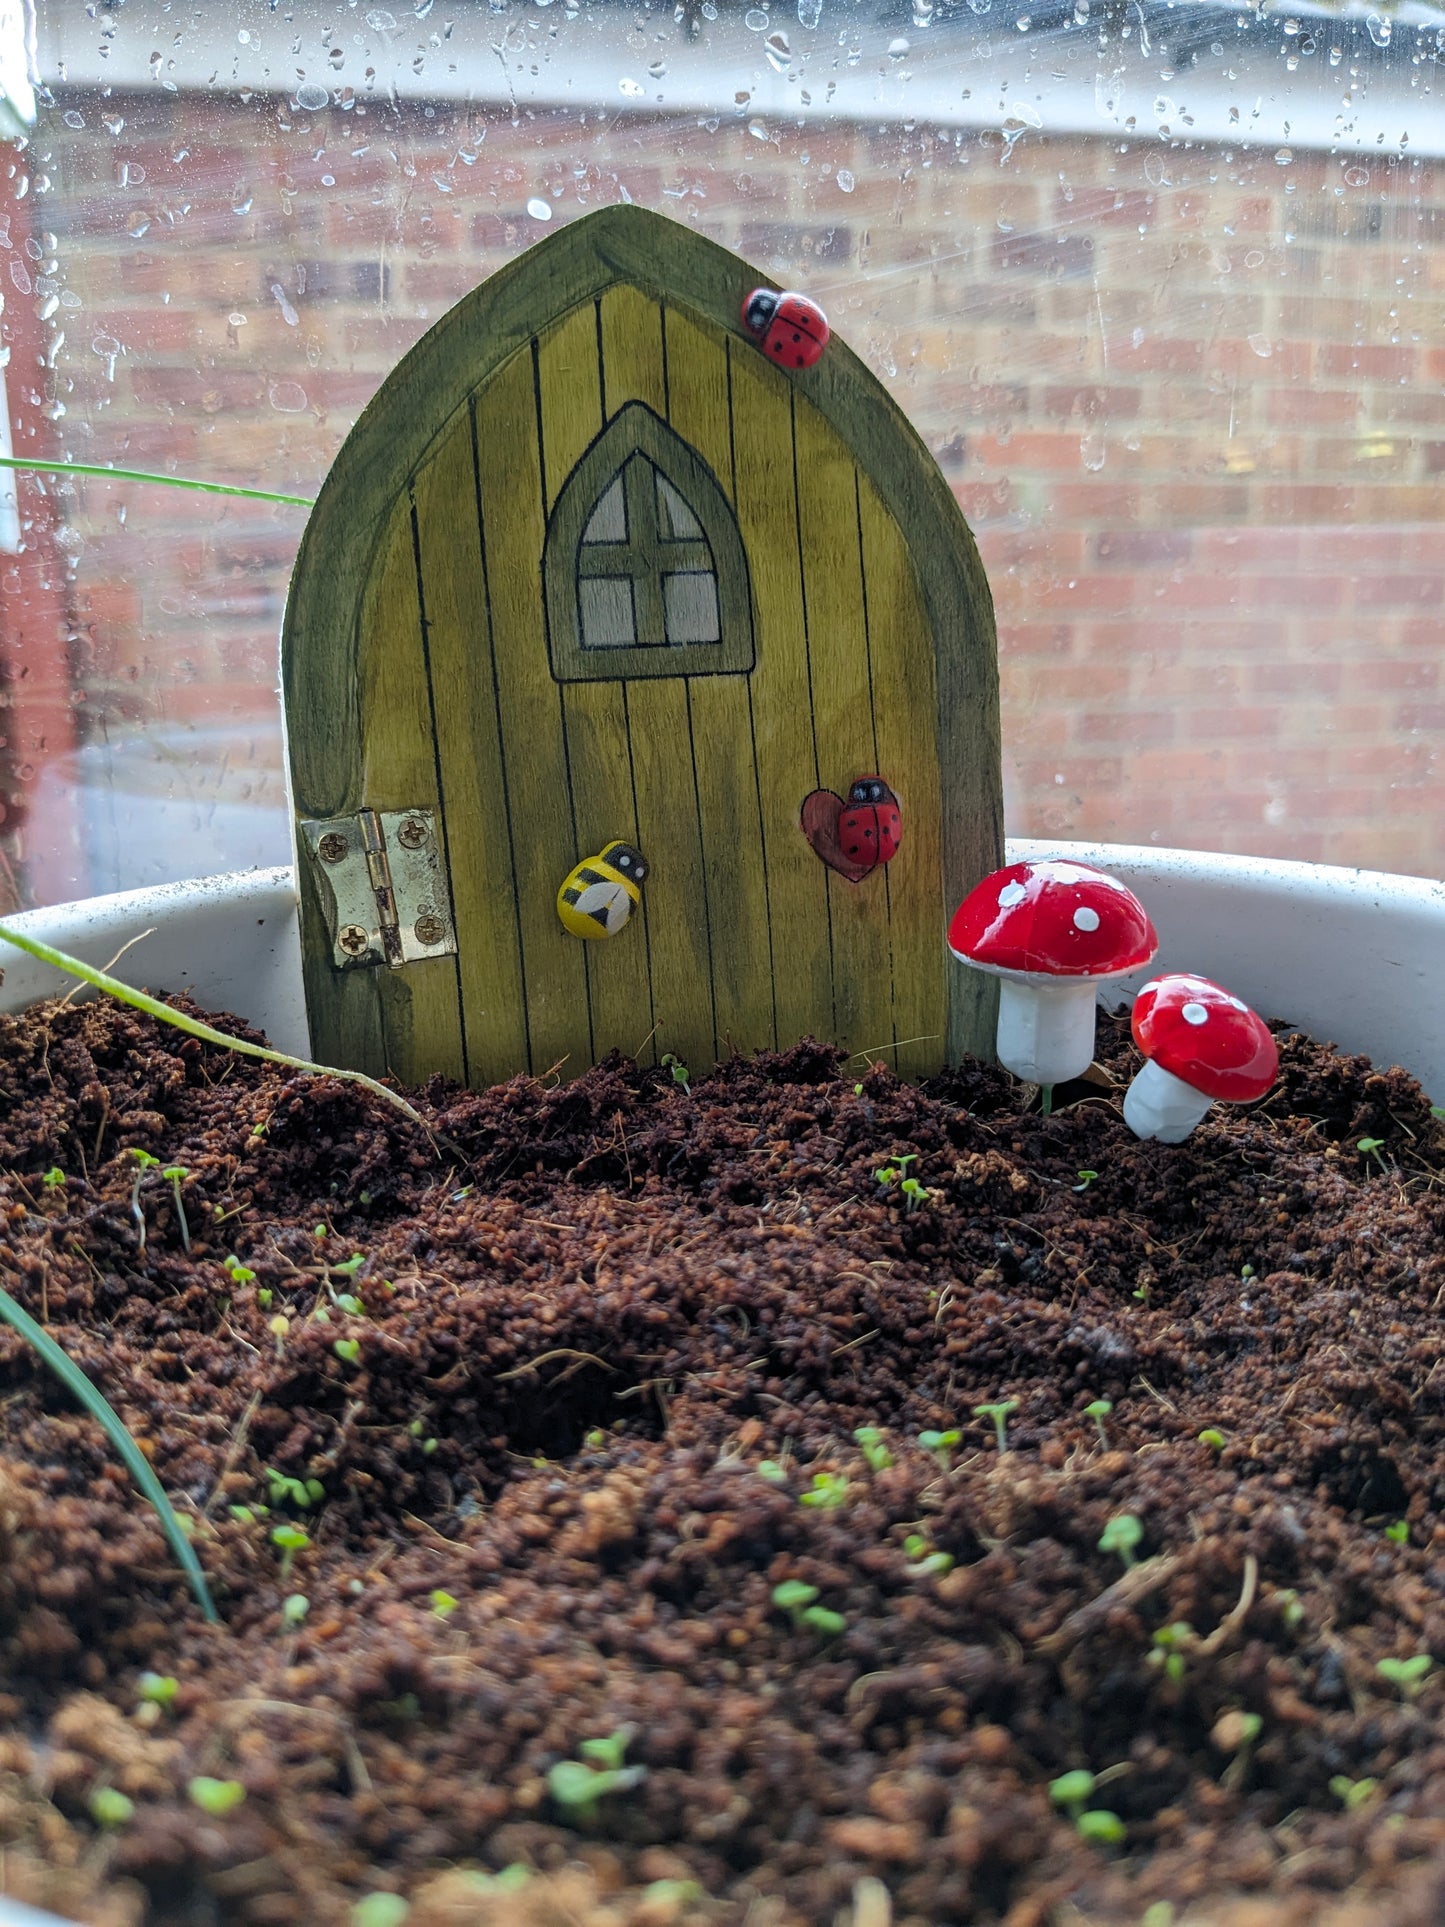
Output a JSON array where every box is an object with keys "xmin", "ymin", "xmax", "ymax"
[{"xmin": 556, "ymin": 841, "xmax": 649, "ymax": 940}]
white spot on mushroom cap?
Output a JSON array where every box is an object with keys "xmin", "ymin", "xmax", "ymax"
[
  {"xmin": 1072, "ymin": 905, "xmax": 1100, "ymax": 932},
  {"xmin": 1228, "ymin": 996, "xmax": 1248, "ymax": 1012},
  {"xmin": 1182, "ymin": 1002, "xmax": 1209, "ymax": 1026},
  {"xmin": 998, "ymin": 881, "xmax": 1027, "ymax": 908}
]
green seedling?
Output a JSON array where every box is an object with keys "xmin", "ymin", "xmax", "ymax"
[
  {"xmin": 188, "ymin": 1777, "xmax": 247, "ymax": 1818},
  {"xmin": 874, "ymin": 1151, "xmax": 918, "ymax": 1189},
  {"xmin": 271, "ymin": 1523, "xmax": 310, "ymax": 1580},
  {"xmin": 1048, "ymin": 1769, "xmax": 1097, "ymax": 1816},
  {"xmin": 547, "ymin": 1727, "xmax": 645, "ymax": 1828},
  {"xmin": 772, "ymin": 1579, "xmax": 847, "ymax": 1638},
  {"xmin": 1377, "ymin": 1654, "xmax": 1433, "ymax": 1699},
  {"xmin": 1142, "ymin": 1907, "xmax": 1176, "ymax": 1927},
  {"xmin": 268, "ymin": 1315, "xmax": 290, "ymax": 1357},
  {"xmin": 1073, "ymin": 1169, "xmax": 1099, "ymax": 1192},
  {"xmin": 903, "ymin": 1534, "xmax": 954, "ymax": 1578},
  {"xmin": 898, "ymin": 1175, "xmax": 933, "ymax": 1211},
  {"xmin": 1132, "ymin": 1280, "xmax": 1152, "ymax": 1303},
  {"xmin": 228, "ymin": 1503, "xmax": 269, "ymax": 1523},
  {"xmin": 1198, "ymin": 1428, "xmax": 1226, "ymax": 1452},
  {"xmin": 430, "ymin": 1589, "xmax": 459, "ymax": 1619},
  {"xmin": 853, "ymin": 1426, "xmax": 894, "ymax": 1473},
  {"xmin": 1329, "ymin": 1774, "xmax": 1379, "ymax": 1811},
  {"xmin": 1274, "ymin": 1587, "xmax": 1305, "ymax": 1631},
  {"xmin": 0, "ymin": 1285, "xmax": 216, "ymax": 1620},
  {"xmin": 974, "ymin": 1398, "xmax": 1019, "ymax": 1455},
  {"xmin": 1149, "ymin": 1621, "xmax": 1196, "ymax": 1685},
  {"xmin": 1357, "ymin": 1136, "xmax": 1388, "ymax": 1171},
  {"xmin": 1432, "ymin": 1106, "xmax": 1445, "ymax": 1120},
  {"xmin": 799, "ymin": 1470, "xmax": 850, "ymax": 1510},
  {"xmin": 1083, "ymin": 1399, "xmax": 1112, "ymax": 1449},
  {"xmin": 333, "ymin": 1293, "xmax": 365, "ymax": 1316},
  {"xmin": 333, "ymin": 1252, "xmax": 366, "ymax": 1277},
  {"xmin": 41, "ymin": 1166, "xmax": 66, "ymax": 1193},
  {"xmin": 89, "ymin": 1786, "xmax": 135, "ymax": 1828},
  {"xmin": 756, "ymin": 1459, "xmax": 788, "ymax": 1485},
  {"xmin": 128, "ymin": 1148, "xmax": 161, "ymax": 1251},
  {"xmin": 161, "ymin": 1165, "xmax": 191, "ymax": 1252},
  {"xmin": 1385, "ymin": 1519, "xmax": 1410, "ymax": 1545},
  {"xmin": 1039, "ymin": 1084, "xmax": 1055, "ymax": 1117},
  {"xmin": 918, "ymin": 1428, "xmax": 961, "ymax": 1473},
  {"xmin": 334, "ymin": 1338, "xmax": 361, "ymax": 1366},
  {"xmin": 137, "ymin": 1672, "xmax": 179, "ymax": 1709},
  {"xmin": 661, "ymin": 1051, "xmax": 691, "ymax": 1095},
  {"xmin": 1240, "ymin": 1263, "xmax": 1255, "ymax": 1279},
  {"xmin": 266, "ymin": 1468, "xmax": 325, "ymax": 1510},
  {"xmin": 853, "ymin": 1082, "xmax": 865, "ymax": 1095},
  {"xmin": 583, "ymin": 1428, "xmax": 607, "ymax": 1450},
  {"xmin": 351, "ymin": 1896, "xmax": 411, "ymax": 1927},
  {"xmin": 281, "ymin": 1592, "xmax": 310, "ymax": 1628},
  {"xmin": 1076, "ymin": 1809, "xmax": 1127, "ymax": 1846},
  {"xmin": 1098, "ymin": 1513, "xmax": 1144, "ymax": 1569},
  {"xmin": 223, "ymin": 1254, "xmax": 257, "ymax": 1286}
]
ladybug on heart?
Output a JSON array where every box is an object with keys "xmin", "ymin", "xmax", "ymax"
[{"xmin": 800, "ymin": 776, "xmax": 902, "ymax": 883}]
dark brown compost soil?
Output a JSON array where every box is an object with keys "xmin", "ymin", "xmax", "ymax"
[{"xmin": 1, "ymin": 991, "xmax": 1444, "ymax": 1927}]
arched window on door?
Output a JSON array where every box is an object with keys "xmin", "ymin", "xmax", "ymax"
[{"xmin": 543, "ymin": 401, "xmax": 755, "ymax": 683}]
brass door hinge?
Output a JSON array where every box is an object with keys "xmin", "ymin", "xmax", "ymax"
[{"xmin": 300, "ymin": 808, "xmax": 458, "ymax": 970}]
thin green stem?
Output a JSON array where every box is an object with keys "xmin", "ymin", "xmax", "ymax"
[
  {"xmin": 0, "ymin": 454, "xmax": 313, "ymax": 508},
  {"xmin": 1040, "ymin": 1084, "xmax": 1054, "ymax": 1117},
  {"xmin": 0, "ymin": 920, "xmax": 438, "ymax": 1139},
  {"xmin": 0, "ymin": 1284, "xmax": 218, "ymax": 1621}
]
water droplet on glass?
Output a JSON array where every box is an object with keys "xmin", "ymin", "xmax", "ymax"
[
  {"xmin": 367, "ymin": 8, "xmax": 399, "ymax": 27},
  {"xmin": 126, "ymin": 218, "xmax": 150, "ymax": 241},
  {"xmin": 888, "ymin": 35, "xmax": 910, "ymax": 56},
  {"xmin": 148, "ymin": 51, "xmax": 163, "ymax": 79},
  {"xmin": 92, "ymin": 334, "xmax": 121, "ymax": 381},
  {"xmin": 228, "ymin": 312, "xmax": 247, "ymax": 326},
  {"xmin": 744, "ymin": 7, "xmax": 770, "ymax": 27},
  {"xmin": 103, "ymin": 115, "xmax": 125, "ymax": 135},
  {"xmin": 40, "ymin": 294, "xmax": 59, "ymax": 321},
  {"xmin": 527, "ymin": 196, "xmax": 553, "ymax": 219},
  {"xmin": 270, "ymin": 281, "xmax": 300, "ymax": 326},
  {"xmin": 295, "ymin": 82, "xmax": 330, "ymax": 110},
  {"xmin": 1282, "ymin": 15, "xmax": 1299, "ymax": 32},
  {"xmin": 836, "ymin": 167, "xmax": 855, "ymax": 191},
  {"xmin": 233, "ymin": 194, "xmax": 253, "ymax": 215},
  {"xmin": 269, "ymin": 381, "xmax": 309, "ymax": 413},
  {"xmin": 238, "ymin": 28, "xmax": 251, "ymax": 43},
  {"xmin": 764, "ymin": 31, "xmax": 791, "ymax": 69},
  {"xmin": 1344, "ymin": 164, "xmax": 1369, "ymax": 186},
  {"xmin": 1247, "ymin": 332, "xmax": 1272, "ymax": 357},
  {"xmin": 618, "ymin": 77, "xmax": 644, "ymax": 95},
  {"xmin": 63, "ymin": 110, "xmax": 85, "ymax": 130},
  {"xmin": 798, "ymin": 0, "xmax": 821, "ymax": 24},
  {"xmin": 1274, "ymin": 147, "xmax": 1292, "ymax": 164},
  {"xmin": 748, "ymin": 117, "xmax": 770, "ymax": 139},
  {"xmin": 1365, "ymin": 11, "xmax": 1389, "ymax": 45}
]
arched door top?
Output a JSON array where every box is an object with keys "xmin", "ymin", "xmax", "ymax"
[{"xmin": 543, "ymin": 401, "xmax": 755, "ymax": 682}]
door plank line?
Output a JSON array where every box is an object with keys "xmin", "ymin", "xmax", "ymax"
[
  {"xmin": 407, "ymin": 486, "xmax": 470, "ymax": 1083},
  {"xmin": 619, "ymin": 678, "xmax": 658, "ymax": 1062},
  {"xmin": 468, "ymin": 393, "xmax": 533, "ymax": 1078},
  {"xmin": 727, "ymin": 336, "xmax": 778, "ymax": 1052},
  {"xmin": 854, "ymin": 463, "xmax": 898, "ymax": 1062},
  {"xmin": 683, "ymin": 676, "xmax": 720, "ymax": 1065},
  {"xmin": 533, "ymin": 331, "xmax": 596, "ymax": 1069},
  {"xmin": 789, "ymin": 383, "xmax": 837, "ymax": 1041}
]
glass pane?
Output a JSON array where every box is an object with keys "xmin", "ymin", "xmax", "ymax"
[
  {"xmin": 656, "ymin": 473, "xmax": 703, "ymax": 539},
  {"xmin": 582, "ymin": 475, "xmax": 627, "ymax": 545},
  {"xmin": 0, "ymin": 1, "xmax": 1438, "ymax": 909},
  {"xmin": 578, "ymin": 575, "xmax": 636, "ymax": 649},
  {"xmin": 662, "ymin": 571, "xmax": 722, "ymax": 645}
]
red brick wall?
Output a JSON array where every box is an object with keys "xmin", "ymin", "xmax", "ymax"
[{"xmin": 3, "ymin": 88, "xmax": 1440, "ymax": 904}]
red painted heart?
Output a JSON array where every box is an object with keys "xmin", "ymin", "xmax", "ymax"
[{"xmin": 799, "ymin": 788, "xmax": 874, "ymax": 884}]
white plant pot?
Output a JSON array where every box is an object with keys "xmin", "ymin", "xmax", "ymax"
[
  {"xmin": 0, "ymin": 841, "xmax": 1439, "ymax": 1927},
  {"xmin": 1, "ymin": 841, "xmax": 1441, "ymax": 1102}
]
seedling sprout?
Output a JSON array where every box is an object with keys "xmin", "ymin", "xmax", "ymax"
[
  {"xmin": 799, "ymin": 1470, "xmax": 850, "ymax": 1510},
  {"xmin": 128, "ymin": 1148, "xmax": 161, "ymax": 1251},
  {"xmin": 1198, "ymin": 1428, "xmax": 1226, "ymax": 1452},
  {"xmin": 661, "ymin": 1051, "xmax": 691, "ymax": 1095},
  {"xmin": 918, "ymin": 1427, "xmax": 961, "ymax": 1473},
  {"xmin": 1098, "ymin": 1513, "xmax": 1144, "ymax": 1569},
  {"xmin": 351, "ymin": 1896, "xmax": 411, "ymax": 1927},
  {"xmin": 137, "ymin": 1672, "xmax": 180, "ymax": 1709},
  {"xmin": 162, "ymin": 1165, "xmax": 192, "ymax": 1251},
  {"xmin": 188, "ymin": 1777, "xmax": 248, "ymax": 1818},
  {"xmin": 89, "ymin": 1787, "xmax": 136, "ymax": 1829},
  {"xmin": 1376, "ymin": 1654, "xmax": 1433, "ymax": 1699},
  {"xmin": 272, "ymin": 1523, "xmax": 310, "ymax": 1581},
  {"xmin": 772, "ymin": 1580, "xmax": 847, "ymax": 1638},
  {"xmin": 1357, "ymin": 1136, "xmax": 1388, "ymax": 1172},
  {"xmin": 547, "ymin": 1727, "xmax": 646, "ymax": 1829},
  {"xmin": 1329, "ymin": 1775, "xmax": 1379, "ymax": 1811},
  {"xmin": 1083, "ymin": 1399, "xmax": 1112, "ymax": 1449},
  {"xmin": 974, "ymin": 1398, "xmax": 1019, "ymax": 1455},
  {"xmin": 1385, "ymin": 1519, "xmax": 1409, "ymax": 1545},
  {"xmin": 281, "ymin": 1592, "xmax": 310, "ymax": 1628},
  {"xmin": 41, "ymin": 1166, "xmax": 66, "ymax": 1193},
  {"xmin": 853, "ymin": 1426, "xmax": 893, "ymax": 1472}
]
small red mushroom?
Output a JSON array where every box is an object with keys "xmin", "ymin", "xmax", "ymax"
[
  {"xmin": 946, "ymin": 859, "xmax": 1157, "ymax": 1091},
  {"xmin": 1123, "ymin": 973, "xmax": 1278, "ymax": 1142}
]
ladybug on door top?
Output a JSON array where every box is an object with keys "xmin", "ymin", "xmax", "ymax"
[{"xmin": 741, "ymin": 288, "xmax": 831, "ymax": 370}]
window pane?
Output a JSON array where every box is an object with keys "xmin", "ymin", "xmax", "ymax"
[
  {"xmin": 582, "ymin": 475, "xmax": 627, "ymax": 545},
  {"xmin": 656, "ymin": 474, "xmax": 703, "ymax": 540},
  {"xmin": 663, "ymin": 571, "xmax": 721, "ymax": 645},
  {"xmin": 578, "ymin": 576, "xmax": 636, "ymax": 649}
]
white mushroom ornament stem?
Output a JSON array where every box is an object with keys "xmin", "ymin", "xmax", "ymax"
[
  {"xmin": 1123, "ymin": 974, "xmax": 1279, "ymax": 1144},
  {"xmin": 947, "ymin": 860, "xmax": 1158, "ymax": 1104}
]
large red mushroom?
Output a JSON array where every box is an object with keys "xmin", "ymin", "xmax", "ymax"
[
  {"xmin": 1123, "ymin": 973, "xmax": 1278, "ymax": 1142},
  {"xmin": 947, "ymin": 859, "xmax": 1158, "ymax": 1092}
]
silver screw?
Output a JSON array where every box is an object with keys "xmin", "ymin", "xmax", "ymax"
[
  {"xmin": 413, "ymin": 914, "xmax": 446, "ymax": 947},
  {"xmin": 338, "ymin": 924, "xmax": 370, "ymax": 956},
  {"xmin": 318, "ymin": 832, "xmax": 350, "ymax": 864},
  {"xmin": 396, "ymin": 817, "xmax": 428, "ymax": 849}
]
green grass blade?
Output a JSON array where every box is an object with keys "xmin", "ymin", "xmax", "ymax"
[
  {"xmin": 0, "ymin": 919, "xmax": 436, "ymax": 1136},
  {"xmin": 0, "ymin": 1285, "xmax": 218, "ymax": 1621},
  {"xmin": 0, "ymin": 454, "xmax": 313, "ymax": 508}
]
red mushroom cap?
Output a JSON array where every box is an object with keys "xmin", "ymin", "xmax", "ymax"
[
  {"xmin": 1130, "ymin": 974, "xmax": 1278, "ymax": 1102},
  {"xmin": 946, "ymin": 860, "xmax": 1158, "ymax": 981}
]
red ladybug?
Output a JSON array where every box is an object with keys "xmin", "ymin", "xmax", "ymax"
[
  {"xmin": 741, "ymin": 287, "xmax": 830, "ymax": 370},
  {"xmin": 839, "ymin": 777, "xmax": 902, "ymax": 872}
]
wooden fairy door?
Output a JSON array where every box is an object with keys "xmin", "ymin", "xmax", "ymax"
[{"xmin": 283, "ymin": 206, "xmax": 1002, "ymax": 1089}]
